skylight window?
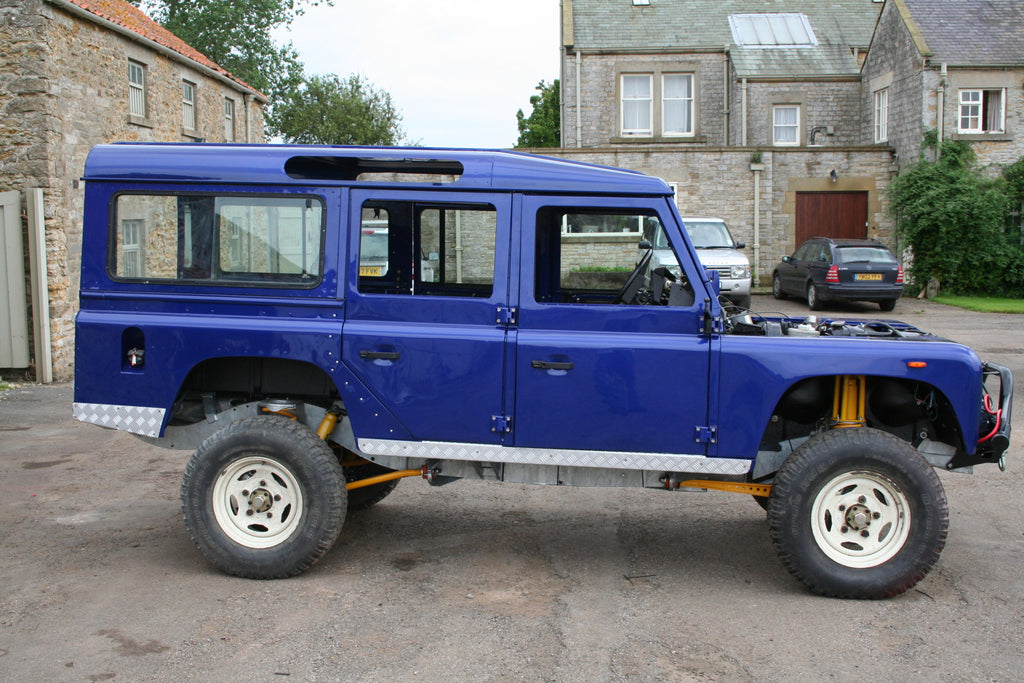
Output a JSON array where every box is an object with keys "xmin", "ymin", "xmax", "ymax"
[{"xmin": 729, "ymin": 13, "xmax": 818, "ymax": 47}]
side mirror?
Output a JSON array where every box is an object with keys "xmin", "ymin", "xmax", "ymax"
[
  {"xmin": 735, "ymin": 241, "xmax": 746, "ymax": 249},
  {"xmin": 638, "ymin": 239, "xmax": 653, "ymax": 250},
  {"xmin": 782, "ymin": 255, "xmax": 792, "ymax": 263}
]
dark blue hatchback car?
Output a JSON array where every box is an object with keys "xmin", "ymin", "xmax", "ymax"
[{"xmin": 772, "ymin": 237, "xmax": 904, "ymax": 311}]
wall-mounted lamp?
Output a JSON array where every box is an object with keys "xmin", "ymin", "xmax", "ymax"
[{"xmin": 829, "ymin": 169, "xmax": 838, "ymax": 182}]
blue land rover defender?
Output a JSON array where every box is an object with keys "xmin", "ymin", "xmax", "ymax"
[{"xmin": 74, "ymin": 143, "xmax": 1013, "ymax": 598}]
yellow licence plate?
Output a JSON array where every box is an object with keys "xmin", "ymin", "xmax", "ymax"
[
  {"xmin": 359, "ymin": 265, "xmax": 383, "ymax": 277},
  {"xmin": 855, "ymin": 273, "xmax": 883, "ymax": 281}
]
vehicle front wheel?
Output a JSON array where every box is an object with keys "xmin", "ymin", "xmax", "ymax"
[
  {"xmin": 772, "ymin": 272, "xmax": 786, "ymax": 300},
  {"xmin": 806, "ymin": 283, "xmax": 823, "ymax": 310},
  {"xmin": 181, "ymin": 416, "xmax": 347, "ymax": 579},
  {"xmin": 766, "ymin": 428, "xmax": 947, "ymax": 598}
]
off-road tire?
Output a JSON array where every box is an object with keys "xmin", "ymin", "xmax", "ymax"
[
  {"xmin": 181, "ymin": 416, "xmax": 347, "ymax": 579},
  {"xmin": 766, "ymin": 427, "xmax": 947, "ymax": 599}
]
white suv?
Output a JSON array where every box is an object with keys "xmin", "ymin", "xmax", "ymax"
[{"xmin": 644, "ymin": 216, "xmax": 752, "ymax": 308}]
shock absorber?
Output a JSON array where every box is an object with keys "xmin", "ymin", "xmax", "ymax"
[{"xmin": 832, "ymin": 375, "xmax": 866, "ymax": 428}]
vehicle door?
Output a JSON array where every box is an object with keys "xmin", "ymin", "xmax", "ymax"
[
  {"xmin": 778, "ymin": 241, "xmax": 812, "ymax": 294},
  {"xmin": 342, "ymin": 190, "xmax": 512, "ymax": 445},
  {"xmin": 512, "ymin": 196, "xmax": 713, "ymax": 456}
]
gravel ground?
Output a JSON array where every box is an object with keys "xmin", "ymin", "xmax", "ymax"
[{"xmin": 0, "ymin": 294, "xmax": 1021, "ymax": 682}]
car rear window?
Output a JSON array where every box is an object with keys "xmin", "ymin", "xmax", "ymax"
[{"xmin": 835, "ymin": 246, "xmax": 896, "ymax": 265}]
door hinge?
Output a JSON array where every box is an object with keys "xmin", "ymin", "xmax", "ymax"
[
  {"xmin": 495, "ymin": 306, "xmax": 517, "ymax": 326},
  {"xmin": 695, "ymin": 425, "xmax": 718, "ymax": 445},
  {"xmin": 491, "ymin": 415, "xmax": 513, "ymax": 434}
]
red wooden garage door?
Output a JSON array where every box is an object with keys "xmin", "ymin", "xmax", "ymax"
[{"xmin": 795, "ymin": 191, "xmax": 868, "ymax": 245}]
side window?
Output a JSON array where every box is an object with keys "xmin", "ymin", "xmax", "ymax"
[
  {"xmin": 792, "ymin": 243, "xmax": 811, "ymax": 261},
  {"xmin": 358, "ymin": 200, "xmax": 496, "ymax": 297},
  {"xmin": 534, "ymin": 207, "xmax": 694, "ymax": 306},
  {"xmin": 112, "ymin": 193, "xmax": 324, "ymax": 286}
]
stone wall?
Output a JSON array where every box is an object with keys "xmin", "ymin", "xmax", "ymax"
[
  {"xmin": 0, "ymin": 0, "xmax": 265, "ymax": 380},
  {"xmin": 741, "ymin": 79, "xmax": 864, "ymax": 148}
]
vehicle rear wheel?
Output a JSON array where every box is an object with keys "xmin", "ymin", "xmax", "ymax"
[
  {"xmin": 806, "ymin": 283, "xmax": 823, "ymax": 310},
  {"xmin": 879, "ymin": 299, "xmax": 897, "ymax": 312},
  {"xmin": 772, "ymin": 272, "xmax": 786, "ymax": 300},
  {"xmin": 181, "ymin": 416, "xmax": 346, "ymax": 579},
  {"xmin": 766, "ymin": 428, "xmax": 947, "ymax": 598}
]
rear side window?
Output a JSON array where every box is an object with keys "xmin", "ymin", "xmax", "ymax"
[
  {"xmin": 357, "ymin": 200, "xmax": 496, "ymax": 297},
  {"xmin": 112, "ymin": 193, "xmax": 325, "ymax": 286}
]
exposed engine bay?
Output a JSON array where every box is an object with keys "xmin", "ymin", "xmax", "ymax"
[{"xmin": 723, "ymin": 309, "xmax": 940, "ymax": 339}]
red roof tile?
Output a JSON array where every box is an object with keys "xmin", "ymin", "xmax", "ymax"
[{"xmin": 53, "ymin": 0, "xmax": 263, "ymax": 96}]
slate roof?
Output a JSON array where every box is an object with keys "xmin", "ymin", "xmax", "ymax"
[
  {"xmin": 569, "ymin": 0, "xmax": 882, "ymax": 51},
  {"xmin": 568, "ymin": 0, "xmax": 882, "ymax": 78},
  {"xmin": 898, "ymin": 0, "xmax": 1024, "ymax": 66},
  {"xmin": 46, "ymin": 0, "xmax": 263, "ymax": 95}
]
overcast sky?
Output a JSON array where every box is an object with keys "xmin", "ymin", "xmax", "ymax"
[{"xmin": 275, "ymin": 0, "xmax": 562, "ymax": 149}]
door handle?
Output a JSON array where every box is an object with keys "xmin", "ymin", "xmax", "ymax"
[
  {"xmin": 359, "ymin": 350, "xmax": 401, "ymax": 361},
  {"xmin": 531, "ymin": 360, "xmax": 574, "ymax": 371}
]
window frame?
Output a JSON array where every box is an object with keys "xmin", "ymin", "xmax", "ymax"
[
  {"xmin": 958, "ymin": 88, "xmax": 1005, "ymax": 134},
  {"xmin": 772, "ymin": 104, "xmax": 801, "ymax": 146},
  {"xmin": 873, "ymin": 88, "xmax": 889, "ymax": 143},
  {"xmin": 127, "ymin": 60, "xmax": 147, "ymax": 119},
  {"xmin": 662, "ymin": 73, "xmax": 695, "ymax": 137},
  {"xmin": 108, "ymin": 191, "xmax": 327, "ymax": 289},
  {"xmin": 224, "ymin": 97, "xmax": 236, "ymax": 141},
  {"xmin": 182, "ymin": 80, "xmax": 197, "ymax": 132},
  {"xmin": 620, "ymin": 74, "xmax": 654, "ymax": 137}
]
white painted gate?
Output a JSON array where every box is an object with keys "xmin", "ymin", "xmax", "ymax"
[{"xmin": 0, "ymin": 190, "xmax": 30, "ymax": 368}]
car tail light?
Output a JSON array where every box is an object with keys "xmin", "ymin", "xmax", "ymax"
[
  {"xmin": 826, "ymin": 265, "xmax": 839, "ymax": 283},
  {"xmin": 896, "ymin": 266, "xmax": 904, "ymax": 284}
]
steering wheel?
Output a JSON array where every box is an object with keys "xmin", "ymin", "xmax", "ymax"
[{"xmin": 612, "ymin": 248, "xmax": 653, "ymax": 305}]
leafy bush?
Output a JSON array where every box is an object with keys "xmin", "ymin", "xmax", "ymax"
[{"xmin": 888, "ymin": 134, "xmax": 1024, "ymax": 297}]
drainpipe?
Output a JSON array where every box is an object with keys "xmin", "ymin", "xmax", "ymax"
[
  {"xmin": 936, "ymin": 63, "xmax": 947, "ymax": 151},
  {"xmin": 724, "ymin": 47, "xmax": 731, "ymax": 144},
  {"xmin": 752, "ymin": 164, "xmax": 762, "ymax": 287},
  {"xmin": 740, "ymin": 78, "xmax": 748, "ymax": 146},
  {"xmin": 575, "ymin": 51, "xmax": 583, "ymax": 147}
]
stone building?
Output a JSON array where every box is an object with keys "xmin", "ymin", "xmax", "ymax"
[
  {"xmin": 861, "ymin": 0, "xmax": 1024, "ymax": 171},
  {"xmin": 550, "ymin": 0, "xmax": 896, "ymax": 287},
  {"xmin": 1, "ymin": 0, "xmax": 266, "ymax": 381}
]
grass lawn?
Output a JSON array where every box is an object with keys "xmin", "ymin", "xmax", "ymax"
[{"xmin": 932, "ymin": 296, "xmax": 1024, "ymax": 314}]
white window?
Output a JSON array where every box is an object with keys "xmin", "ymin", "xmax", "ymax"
[
  {"xmin": 621, "ymin": 74, "xmax": 653, "ymax": 136},
  {"xmin": 959, "ymin": 89, "xmax": 1004, "ymax": 133},
  {"xmin": 874, "ymin": 88, "xmax": 889, "ymax": 143},
  {"xmin": 128, "ymin": 60, "xmax": 146, "ymax": 117},
  {"xmin": 773, "ymin": 105, "xmax": 800, "ymax": 146},
  {"xmin": 663, "ymin": 74, "xmax": 694, "ymax": 136},
  {"xmin": 182, "ymin": 81, "xmax": 196, "ymax": 130},
  {"xmin": 224, "ymin": 98, "xmax": 236, "ymax": 141},
  {"xmin": 120, "ymin": 219, "xmax": 143, "ymax": 277}
]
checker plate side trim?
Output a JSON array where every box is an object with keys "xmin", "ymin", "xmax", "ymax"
[
  {"xmin": 358, "ymin": 438, "xmax": 751, "ymax": 475},
  {"xmin": 73, "ymin": 402, "xmax": 166, "ymax": 438}
]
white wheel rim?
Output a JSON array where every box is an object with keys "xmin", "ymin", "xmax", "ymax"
[
  {"xmin": 810, "ymin": 469, "xmax": 911, "ymax": 568},
  {"xmin": 212, "ymin": 456, "xmax": 304, "ymax": 549}
]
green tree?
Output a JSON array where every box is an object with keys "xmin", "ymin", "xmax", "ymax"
[
  {"xmin": 128, "ymin": 0, "xmax": 328, "ymax": 132},
  {"xmin": 515, "ymin": 80, "xmax": 560, "ymax": 148},
  {"xmin": 274, "ymin": 73, "xmax": 404, "ymax": 145},
  {"xmin": 888, "ymin": 133, "xmax": 1023, "ymax": 296}
]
